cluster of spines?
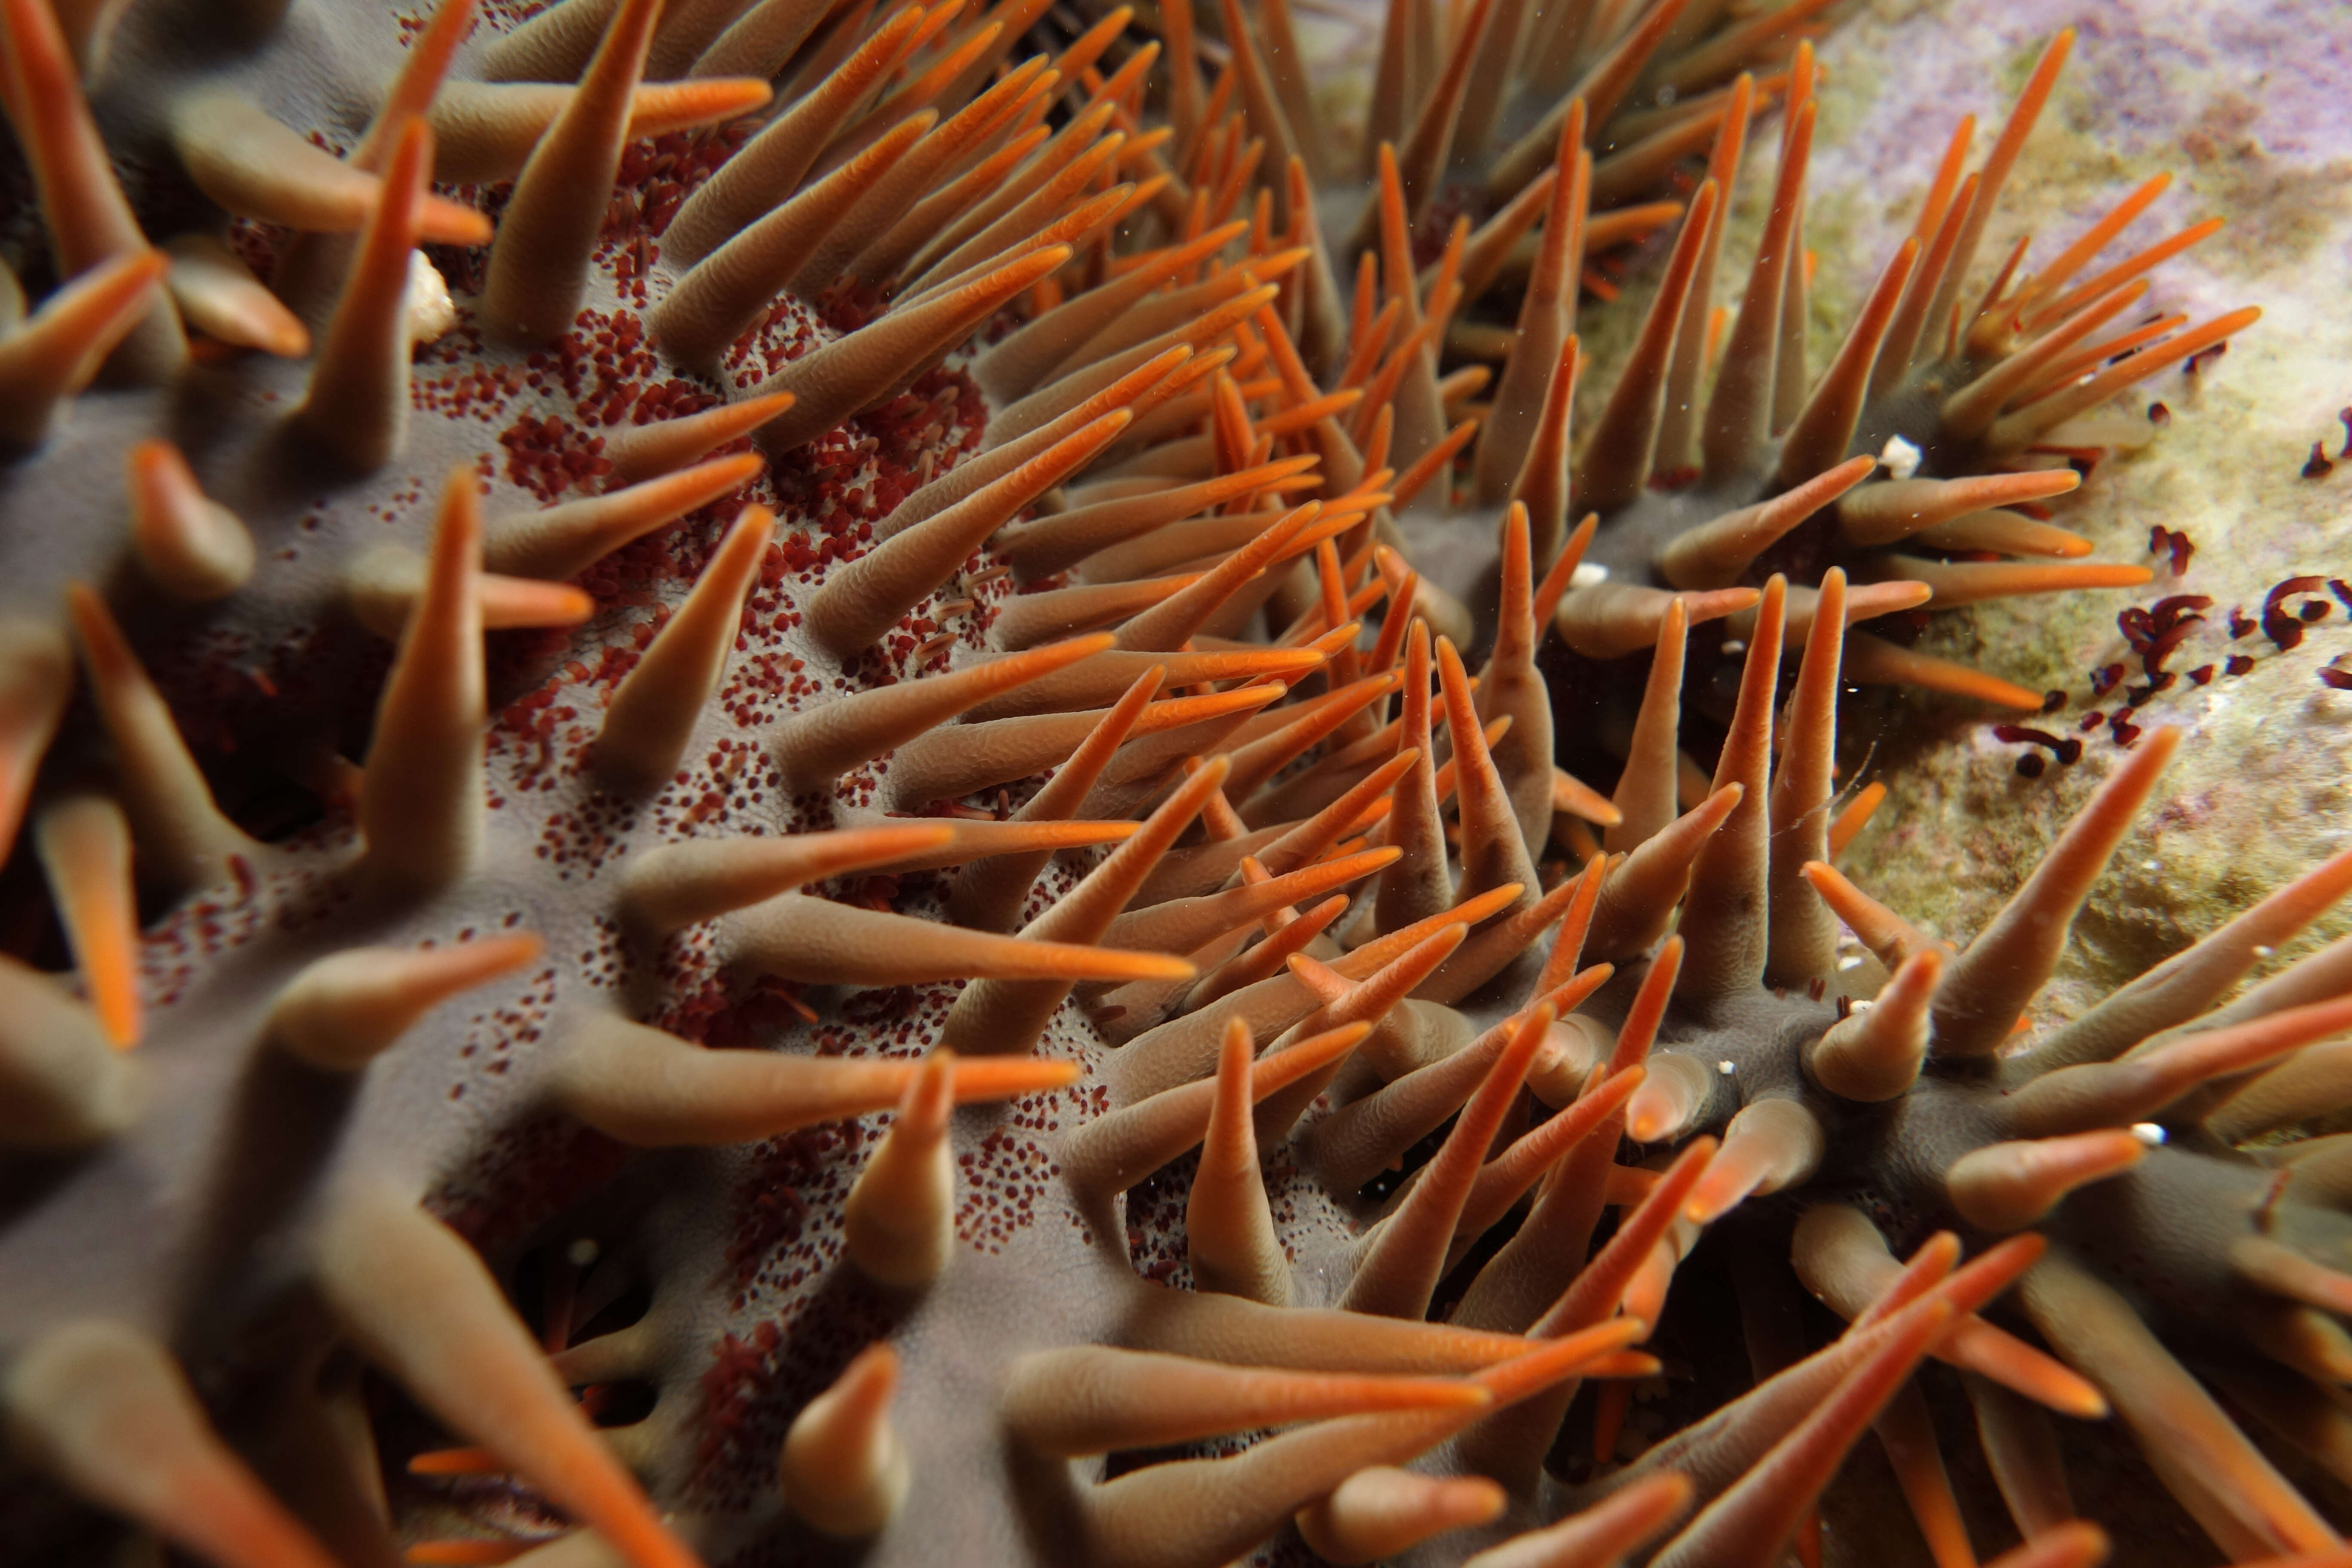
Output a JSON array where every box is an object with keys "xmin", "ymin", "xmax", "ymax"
[
  {"xmin": 1472, "ymin": 25, "xmax": 2254, "ymax": 721},
  {"xmin": 0, "ymin": 0, "xmax": 2339, "ymax": 1565},
  {"xmin": 1010, "ymin": 553, "xmax": 2352, "ymax": 1568}
]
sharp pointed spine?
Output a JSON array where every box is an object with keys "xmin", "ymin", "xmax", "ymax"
[
  {"xmin": 1684, "ymin": 1098, "xmax": 1825, "ymax": 1224},
  {"xmin": 1473, "ymin": 104, "xmax": 1585, "ymax": 506},
  {"xmin": 1554, "ymin": 581, "xmax": 1757, "ymax": 661},
  {"xmin": 750, "ymin": 245, "xmax": 1073, "ymax": 453},
  {"xmin": 2018, "ymin": 1247, "xmax": 2336, "ymax": 1556},
  {"xmin": 1005, "ymin": 1344, "xmax": 1486, "ymax": 1460},
  {"xmin": 1810, "ymin": 949, "xmax": 1942, "ymax": 1101},
  {"xmin": 1947, "ymin": 1131, "xmax": 2147, "ymax": 1232},
  {"xmin": 949, "ymin": 666, "xmax": 1162, "ymax": 930},
  {"xmin": 291, "ymin": 118, "xmax": 432, "ymax": 470},
  {"xmin": 601, "ymin": 392, "xmax": 795, "ymax": 484},
  {"xmin": 728, "ymin": 894, "xmax": 1187, "ymax": 988},
  {"xmin": 0, "ymin": 248, "xmax": 166, "ymax": 445},
  {"xmin": 1571, "ymin": 178, "xmax": 1719, "ymax": 510},
  {"xmin": 1657, "ymin": 456, "xmax": 1875, "ymax": 591},
  {"xmin": 780, "ymin": 1344, "xmax": 909, "ymax": 1537},
  {"xmin": 651, "ymin": 110, "xmax": 936, "ymax": 371},
  {"xmin": 1344, "ymin": 1004, "xmax": 1554, "ymax": 1319},
  {"xmin": 845, "ymin": 1051, "xmax": 958, "ymax": 1289},
  {"xmin": 125, "ymin": 440, "xmax": 255, "ymax": 600},
  {"xmin": 941, "ymin": 754, "xmax": 1226, "ymax": 1055},
  {"xmin": 1587, "ymin": 785, "xmax": 1741, "ymax": 962},
  {"xmin": 1650, "ymin": 1301, "xmax": 1953, "ymax": 1568},
  {"xmin": 1467, "ymin": 1474, "xmax": 1693, "ymax": 1568},
  {"xmin": 775, "ymin": 633, "xmax": 1113, "ymax": 798},
  {"xmin": 0, "ymin": 0, "xmax": 183, "ymax": 377},
  {"xmin": 484, "ymin": 453, "xmax": 766, "ymax": 581},
  {"xmin": 2, "ymin": 1321, "xmax": 339, "ymax": 1568},
  {"xmin": 1673, "ymin": 576, "xmax": 1786, "ymax": 998},
  {"xmin": 1188, "ymin": 1018, "xmax": 1291, "ymax": 1305},
  {"xmin": 168, "ymin": 93, "xmax": 490, "ymax": 246},
  {"xmin": 314, "ymin": 1192, "xmax": 697, "ymax": 1568},
  {"xmin": 1773, "ymin": 238, "xmax": 1919, "ymax": 487},
  {"xmin": 270, "ymin": 936, "xmax": 545, "ymax": 1072},
  {"xmin": 358, "ymin": 467, "xmax": 485, "ymax": 893},
  {"xmin": 622, "ymin": 824, "xmax": 955, "ymax": 932},
  {"xmin": 552, "ymin": 1014, "xmax": 1078, "ymax": 1145},
  {"xmin": 481, "ymin": 0, "xmax": 662, "ymax": 341},
  {"xmin": 1764, "ymin": 566, "xmax": 1850, "ymax": 985},
  {"xmin": 0, "ymin": 953, "xmax": 143, "ymax": 1148},
  {"xmin": 64, "ymin": 584, "xmax": 256, "ymax": 892},
  {"xmin": 597, "ymin": 506, "xmax": 775, "ymax": 793},
  {"xmin": 35, "ymin": 794, "xmax": 140, "ymax": 1047},
  {"xmin": 807, "ymin": 413, "xmax": 1130, "ymax": 656},
  {"xmin": 1933, "ymin": 727, "xmax": 2181, "ymax": 1056}
]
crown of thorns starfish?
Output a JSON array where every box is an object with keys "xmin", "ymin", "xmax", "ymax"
[{"xmin": 0, "ymin": 1, "xmax": 2336, "ymax": 1566}]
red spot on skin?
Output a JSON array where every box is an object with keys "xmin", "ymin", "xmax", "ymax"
[
  {"xmin": 726, "ymin": 1127, "xmax": 836, "ymax": 1286},
  {"xmin": 696, "ymin": 1320, "xmax": 784, "ymax": 1482},
  {"xmin": 2304, "ymin": 442, "xmax": 2335, "ymax": 480}
]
